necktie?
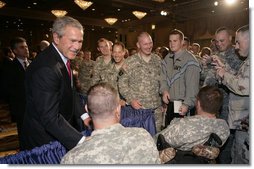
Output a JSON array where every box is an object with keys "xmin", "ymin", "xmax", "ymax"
[
  {"xmin": 66, "ymin": 60, "xmax": 72, "ymax": 77},
  {"xmin": 23, "ymin": 61, "xmax": 28, "ymax": 70}
]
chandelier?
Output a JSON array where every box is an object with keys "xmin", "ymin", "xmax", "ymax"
[
  {"xmin": 74, "ymin": 0, "xmax": 93, "ymax": 10},
  {"xmin": 0, "ymin": 1, "xmax": 6, "ymax": 8},
  {"xmin": 132, "ymin": 11, "xmax": 147, "ymax": 20},
  {"xmin": 105, "ymin": 18, "xmax": 118, "ymax": 25},
  {"xmin": 51, "ymin": 10, "xmax": 68, "ymax": 17}
]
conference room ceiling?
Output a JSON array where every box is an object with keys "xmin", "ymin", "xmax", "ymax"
[{"xmin": 0, "ymin": 0, "xmax": 249, "ymax": 31}]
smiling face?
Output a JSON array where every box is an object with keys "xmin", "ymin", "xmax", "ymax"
[
  {"xmin": 215, "ymin": 30, "xmax": 232, "ymax": 52},
  {"xmin": 53, "ymin": 25, "xmax": 83, "ymax": 60},
  {"xmin": 97, "ymin": 40, "xmax": 111, "ymax": 56},
  {"xmin": 112, "ymin": 44, "xmax": 125, "ymax": 64},
  {"xmin": 136, "ymin": 33, "xmax": 153, "ymax": 57}
]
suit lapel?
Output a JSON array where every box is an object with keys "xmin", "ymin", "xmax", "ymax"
[
  {"xmin": 13, "ymin": 58, "xmax": 25, "ymax": 72},
  {"xmin": 50, "ymin": 45, "xmax": 73, "ymax": 89}
]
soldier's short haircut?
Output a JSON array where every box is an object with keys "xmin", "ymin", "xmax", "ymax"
[
  {"xmin": 215, "ymin": 27, "xmax": 231, "ymax": 36},
  {"xmin": 236, "ymin": 25, "xmax": 249, "ymax": 34},
  {"xmin": 52, "ymin": 16, "xmax": 83, "ymax": 38},
  {"xmin": 192, "ymin": 43, "xmax": 200, "ymax": 48},
  {"xmin": 113, "ymin": 41, "xmax": 125, "ymax": 51},
  {"xmin": 87, "ymin": 83, "xmax": 120, "ymax": 119},
  {"xmin": 197, "ymin": 86, "xmax": 223, "ymax": 115},
  {"xmin": 137, "ymin": 32, "xmax": 151, "ymax": 42},
  {"xmin": 97, "ymin": 38, "xmax": 109, "ymax": 46},
  {"xmin": 169, "ymin": 29, "xmax": 184, "ymax": 41},
  {"xmin": 10, "ymin": 37, "xmax": 26, "ymax": 50}
]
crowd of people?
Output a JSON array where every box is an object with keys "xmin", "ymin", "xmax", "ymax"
[{"xmin": 0, "ymin": 16, "xmax": 249, "ymax": 164}]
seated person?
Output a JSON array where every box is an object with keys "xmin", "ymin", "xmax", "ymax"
[
  {"xmin": 154, "ymin": 86, "xmax": 230, "ymax": 152},
  {"xmin": 61, "ymin": 83, "xmax": 161, "ymax": 164}
]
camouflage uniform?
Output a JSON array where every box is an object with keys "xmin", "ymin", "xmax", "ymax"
[
  {"xmin": 221, "ymin": 57, "xmax": 249, "ymax": 164},
  {"xmin": 61, "ymin": 123, "xmax": 161, "ymax": 164},
  {"xmin": 71, "ymin": 55, "xmax": 83, "ymax": 70},
  {"xmin": 91, "ymin": 55, "xmax": 114, "ymax": 87},
  {"xmin": 118, "ymin": 53, "xmax": 163, "ymax": 131},
  {"xmin": 231, "ymin": 116, "xmax": 249, "ymax": 164},
  {"xmin": 160, "ymin": 49, "xmax": 200, "ymax": 109},
  {"xmin": 222, "ymin": 57, "xmax": 249, "ymax": 129},
  {"xmin": 204, "ymin": 47, "xmax": 243, "ymax": 164},
  {"xmin": 99, "ymin": 63, "xmax": 125, "ymax": 92},
  {"xmin": 78, "ymin": 59, "xmax": 95, "ymax": 95},
  {"xmin": 203, "ymin": 47, "xmax": 243, "ymax": 121},
  {"xmin": 155, "ymin": 115, "xmax": 230, "ymax": 151}
]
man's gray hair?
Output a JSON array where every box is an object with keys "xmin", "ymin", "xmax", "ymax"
[{"xmin": 52, "ymin": 16, "xmax": 83, "ymax": 37}]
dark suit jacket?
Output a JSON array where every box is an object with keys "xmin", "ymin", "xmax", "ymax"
[
  {"xmin": 1, "ymin": 57, "xmax": 28, "ymax": 134},
  {"xmin": 20, "ymin": 44, "xmax": 84, "ymax": 151}
]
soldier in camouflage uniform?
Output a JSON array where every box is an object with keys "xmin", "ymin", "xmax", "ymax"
[
  {"xmin": 215, "ymin": 25, "xmax": 249, "ymax": 164},
  {"xmin": 118, "ymin": 32, "xmax": 163, "ymax": 132},
  {"xmin": 91, "ymin": 38, "xmax": 114, "ymax": 86},
  {"xmin": 203, "ymin": 27, "xmax": 243, "ymax": 121},
  {"xmin": 71, "ymin": 50, "xmax": 83, "ymax": 71},
  {"xmin": 203, "ymin": 27, "xmax": 243, "ymax": 164},
  {"xmin": 61, "ymin": 83, "xmax": 161, "ymax": 164},
  {"xmin": 78, "ymin": 50, "xmax": 95, "ymax": 95},
  {"xmin": 154, "ymin": 86, "xmax": 230, "ymax": 152},
  {"xmin": 100, "ymin": 42, "xmax": 126, "ymax": 91}
]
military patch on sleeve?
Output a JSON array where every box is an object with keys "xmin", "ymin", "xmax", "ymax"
[
  {"xmin": 118, "ymin": 70, "xmax": 124, "ymax": 76},
  {"xmin": 238, "ymin": 85, "xmax": 245, "ymax": 91}
]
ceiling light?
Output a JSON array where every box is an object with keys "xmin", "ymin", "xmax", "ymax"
[
  {"xmin": 151, "ymin": 24, "xmax": 156, "ymax": 30},
  {"xmin": 153, "ymin": 0, "xmax": 165, "ymax": 2},
  {"xmin": 225, "ymin": 0, "xmax": 237, "ymax": 5},
  {"xmin": 132, "ymin": 11, "xmax": 147, "ymax": 19},
  {"xmin": 0, "ymin": 1, "xmax": 6, "ymax": 8},
  {"xmin": 214, "ymin": 1, "xmax": 219, "ymax": 6},
  {"xmin": 74, "ymin": 0, "xmax": 93, "ymax": 10},
  {"xmin": 105, "ymin": 18, "xmax": 118, "ymax": 25},
  {"xmin": 160, "ymin": 10, "xmax": 168, "ymax": 16},
  {"xmin": 51, "ymin": 10, "xmax": 68, "ymax": 17}
]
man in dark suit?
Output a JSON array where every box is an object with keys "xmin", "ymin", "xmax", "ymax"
[
  {"xmin": 2, "ymin": 37, "xmax": 31, "ymax": 144},
  {"xmin": 20, "ymin": 16, "xmax": 89, "ymax": 151}
]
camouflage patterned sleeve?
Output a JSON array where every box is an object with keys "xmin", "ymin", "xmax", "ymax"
[
  {"xmin": 160, "ymin": 58, "xmax": 171, "ymax": 94},
  {"xmin": 222, "ymin": 60, "xmax": 249, "ymax": 96},
  {"xmin": 203, "ymin": 69, "xmax": 218, "ymax": 86},
  {"xmin": 118, "ymin": 60, "xmax": 134, "ymax": 103},
  {"xmin": 91, "ymin": 60, "xmax": 101, "ymax": 86}
]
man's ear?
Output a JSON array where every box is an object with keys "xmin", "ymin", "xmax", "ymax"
[
  {"xmin": 196, "ymin": 99, "xmax": 201, "ymax": 112},
  {"xmin": 85, "ymin": 104, "xmax": 89, "ymax": 113},
  {"xmin": 136, "ymin": 42, "xmax": 140, "ymax": 49},
  {"xmin": 229, "ymin": 35, "xmax": 232, "ymax": 42},
  {"xmin": 53, "ymin": 33, "xmax": 60, "ymax": 45},
  {"xmin": 115, "ymin": 104, "xmax": 121, "ymax": 120}
]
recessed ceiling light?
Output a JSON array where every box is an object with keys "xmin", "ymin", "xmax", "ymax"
[
  {"xmin": 33, "ymin": 2, "xmax": 37, "ymax": 5},
  {"xmin": 117, "ymin": 8, "xmax": 120, "ymax": 11},
  {"xmin": 27, "ymin": 6, "xmax": 31, "ymax": 8},
  {"xmin": 92, "ymin": 8, "xmax": 95, "ymax": 11}
]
